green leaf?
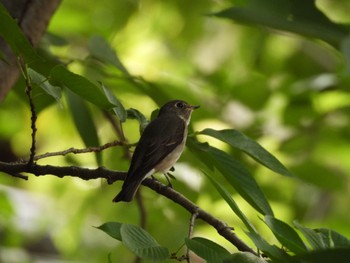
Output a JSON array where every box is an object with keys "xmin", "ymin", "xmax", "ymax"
[
  {"xmin": 50, "ymin": 65, "xmax": 115, "ymax": 109},
  {"xmin": 293, "ymin": 221, "xmax": 326, "ymax": 250},
  {"xmin": 127, "ymin": 108, "xmax": 149, "ymax": 134},
  {"xmin": 0, "ymin": 3, "xmax": 40, "ymax": 62},
  {"xmin": 315, "ymin": 228, "xmax": 350, "ymax": 249},
  {"xmin": 120, "ymin": 224, "xmax": 169, "ymax": 261},
  {"xmin": 202, "ymin": 170, "xmax": 257, "ymax": 233},
  {"xmin": 199, "ymin": 129, "xmax": 293, "ymax": 177},
  {"xmin": 188, "ymin": 139, "xmax": 273, "ymax": 216},
  {"xmin": 99, "ymin": 82, "xmax": 127, "ymax": 122},
  {"xmin": 185, "ymin": 237, "xmax": 230, "ymax": 263},
  {"xmin": 294, "ymin": 248, "xmax": 350, "ymax": 263},
  {"xmin": 95, "ymin": 222, "xmax": 122, "ymax": 241},
  {"xmin": 28, "ymin": 68, "xmax": 62, "ymax": 105},
  {"xmin": 245, "ymin": 231, "xmax": 295, "ymax": 263},
  {"xmin": 265, "ymin": 216, "xmax": 308, "ymax": 254},
  {"xmin": 227, "ymin": 252, "xmax": 267, "ymax": 263},
  {"xmin": 66, "ymin": 90, "xmax": 102, "ymax": 165},
  {"xmin": 212, "ymin": 1, "xmax": 347, "ymax": 47},
  {"xmin": 88, "ymin": 35, "xmax": 129, "ymax": 74}
]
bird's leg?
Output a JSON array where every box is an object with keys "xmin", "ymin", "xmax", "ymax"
[{"xmin": 163, "ymin": 173, "xmax": 174, "ymax": 188}]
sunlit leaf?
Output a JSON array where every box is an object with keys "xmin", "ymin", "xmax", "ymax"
[
  {"xmin": 50, "ymin": 65, "xmax": 114, "ymax": 109},
  {"xmin": 120, "ymin": 224, "xmax": 169, "ymax": 261},
  {"xmin": 99, "ymin": 81, "xmax": 127, "ymax": 122},
  {"xmin": 28, "ymin": 68, "xmax": 62, "ymax": 105},
  {"xmin": 199, "ymin": 128, "xmax": 293, "ymax": 177},
  {"xmin": 95, "ymin": 222, "xmax": 122, "ymax": 240},
  {"xmin": 185, "ymin": 237, "xmax": 230, "ymax": 263},
  {"xmin": 265, "ymin": 215, "xmax": 308, "ymax": 254},
  {"xmin": 127, "ymin": 108, "xmax": 149, "ymax": 134}
]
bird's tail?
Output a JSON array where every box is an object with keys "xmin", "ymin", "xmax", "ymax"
[{"xmin": 112, "ymin": 180, "xmax": 141, "ymax": 202}]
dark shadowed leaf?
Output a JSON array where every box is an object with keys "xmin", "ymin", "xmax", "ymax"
[
  {"xmin": 0, "ymin": 3, "xmax": 40, "ymax": 62},
  {"xmin": 50, "ymin": 65, "xmax": 114, "ymax": 109},
  {"xmin": 88, "ymin": 35, "xmax": 129, "ymax": 74},
  {"xmin": 188, "ymin": 138, "xmax": 273, "ymax": 216},
  {"xmin": 227, "ymin": 252, "xmax": 267, "ymax": 263},
  {"xmin": 66, "ymin": 90, "xmax": 101, "ymax": 165},
  {"xmin": 211, "ymin": 0, "xmax": 347, "ymax": 47},
  {"xmin": 315, "ymin": 228, "xmax": 350, "ymax": 248},
  {"xmin": 202, "ymin": 170, "xmax": 257, "ymax": 233},
  {"xmin": 120, "ymin": 224, "xmax": 169, "ymax": 261},
  {"xmin": 185, "ymin": 237, "xmax": 230, "ymax": 263},
  {"xmin": 294, "ymin": 248, "xmax": 350, "ymax": 263},
  {"xmin": 245, "ymin": 231, "xmax": 295, "ymax": 263},
  {"xmin": 265, "ymin": 215, "xmax": 307, "ymax": 254},
  {"xmin": 293, "ymin": 221, "xmax": 326, "ymax": 250},
  {"xmin": 199, "ymin": 129, "xmax": 293, "ymax": 177}
]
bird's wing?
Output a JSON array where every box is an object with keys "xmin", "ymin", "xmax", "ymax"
[{"xmin": 125, "ymin": 114, "xmax": 185, "ymax": 184}]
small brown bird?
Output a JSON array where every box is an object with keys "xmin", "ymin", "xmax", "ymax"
[{"xmin": 113, "ymin": 100, "xmax": 199, "ymax": 202}]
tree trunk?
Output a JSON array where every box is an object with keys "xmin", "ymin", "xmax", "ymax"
[{"xmin": 0, "ymin": 0, "xmax": 61, "ymax": 101}]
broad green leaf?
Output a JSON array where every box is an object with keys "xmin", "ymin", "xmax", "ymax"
[
  {"xmin": 294, "ymin": 247, "xmax": 350, "ymax": 263},
  {"xmin": 212, "ymin": 1, "xmax": 346, "ymax": 47},
  {"xmin": 202, "ymin": 170, "xmax": 257, "ymax": 233},
  {"xmin": 127, "ymin": 108, "xmax": 149, "ymax": 134},
  {"xmin": 245, "ymin": 231, "xmax": 295, "ymax": 263},
  {"xmin": 99, "ymin": 82, "xmax": 127, "ymax": 122},
  {"xmin": 120, "ymin": 224, "xmax": 169, "ymax": 261},
  {"xmin": 185, "ymin": 237, "xmax": 230, "ymax": 263},
  {"xmin": 28, "ymin": 68, "xmax": 62, "ymax": 105},
  {"xmin": 0, "ymin": 3, "xmax": 40, "ymax": 62},
  {"xmin": 88, "ymin": 35, "xmax": 129, "ymax": 74},
  {"xmin": 66, "ymin": 90, "xmax": 102, "ymax": 165},
  {"xmin": 199, "ymin": 129, "xmax": 293, "ymax": 177},
  {"xmin": 228, "ymin": 252, "xmax": 267, "ymax": 263},
  {"xmin": 50, "ymin": 65, "xmax": 115, "ymax": 109},
  {"xmin": 188, "ymin": 139, "xmax": 273, "ymax": 216},
  {"xmin": 265, "ymin": 216, "xmax": 307, "ymax": 254},
  {"xmin": 293, "ymin": 221, "xmax": 326, "ymax": 250},
  {"xmin": 95, "ymin": 222, "xmax": 122, "ymax": 240},
  {"xmin": 315, "ymin": 228, "xmax": 350, "ymax": 248}
]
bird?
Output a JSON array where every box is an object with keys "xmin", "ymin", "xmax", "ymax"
[{"xmin": 113, "ymin": 100, "xmax": 199, "ymax": 202}]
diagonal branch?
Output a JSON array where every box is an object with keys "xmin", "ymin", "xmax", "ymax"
[{"xmin": 0, "ymin": 161, "xmax": 258, "ymax": 256}]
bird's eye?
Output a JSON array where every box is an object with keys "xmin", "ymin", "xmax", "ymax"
[{"xmin": 175, "ymin": 102, "xmax": 184, "ymax": 108}]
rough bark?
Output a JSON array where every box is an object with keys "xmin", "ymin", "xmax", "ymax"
[{"xmin": 0, "ymin": 0, "xmax": 61, "ymax": 101}]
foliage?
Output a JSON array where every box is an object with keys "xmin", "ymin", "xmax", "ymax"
[{"xmin": 1, "ymin": 0, "xmax": 350, "ymax": 262}]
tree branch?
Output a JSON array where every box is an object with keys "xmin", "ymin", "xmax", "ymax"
[{"xmin": 0, "ymin": 161, "xmax": 258, "ymax": 256}]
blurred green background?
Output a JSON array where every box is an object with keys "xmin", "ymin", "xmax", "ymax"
[{"xmin": 1, "ymin": 0, "xmax": 350, "ymax": 262}]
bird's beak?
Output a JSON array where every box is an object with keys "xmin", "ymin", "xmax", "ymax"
[{"xmin": 190, "ymin": 105, "xmax": 200, "ymax": 110}]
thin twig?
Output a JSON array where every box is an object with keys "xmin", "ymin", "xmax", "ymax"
[
  {"xmin": 32, "ymin": 140, "xmax": 126, "ymax": 161},
  {"xmin": 18, "ymin": 58, "xmax": 37, "ymax": 166},
  {"xmin": 186, "ymin": 209, "xmax": 199, "ymax": 262}
]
